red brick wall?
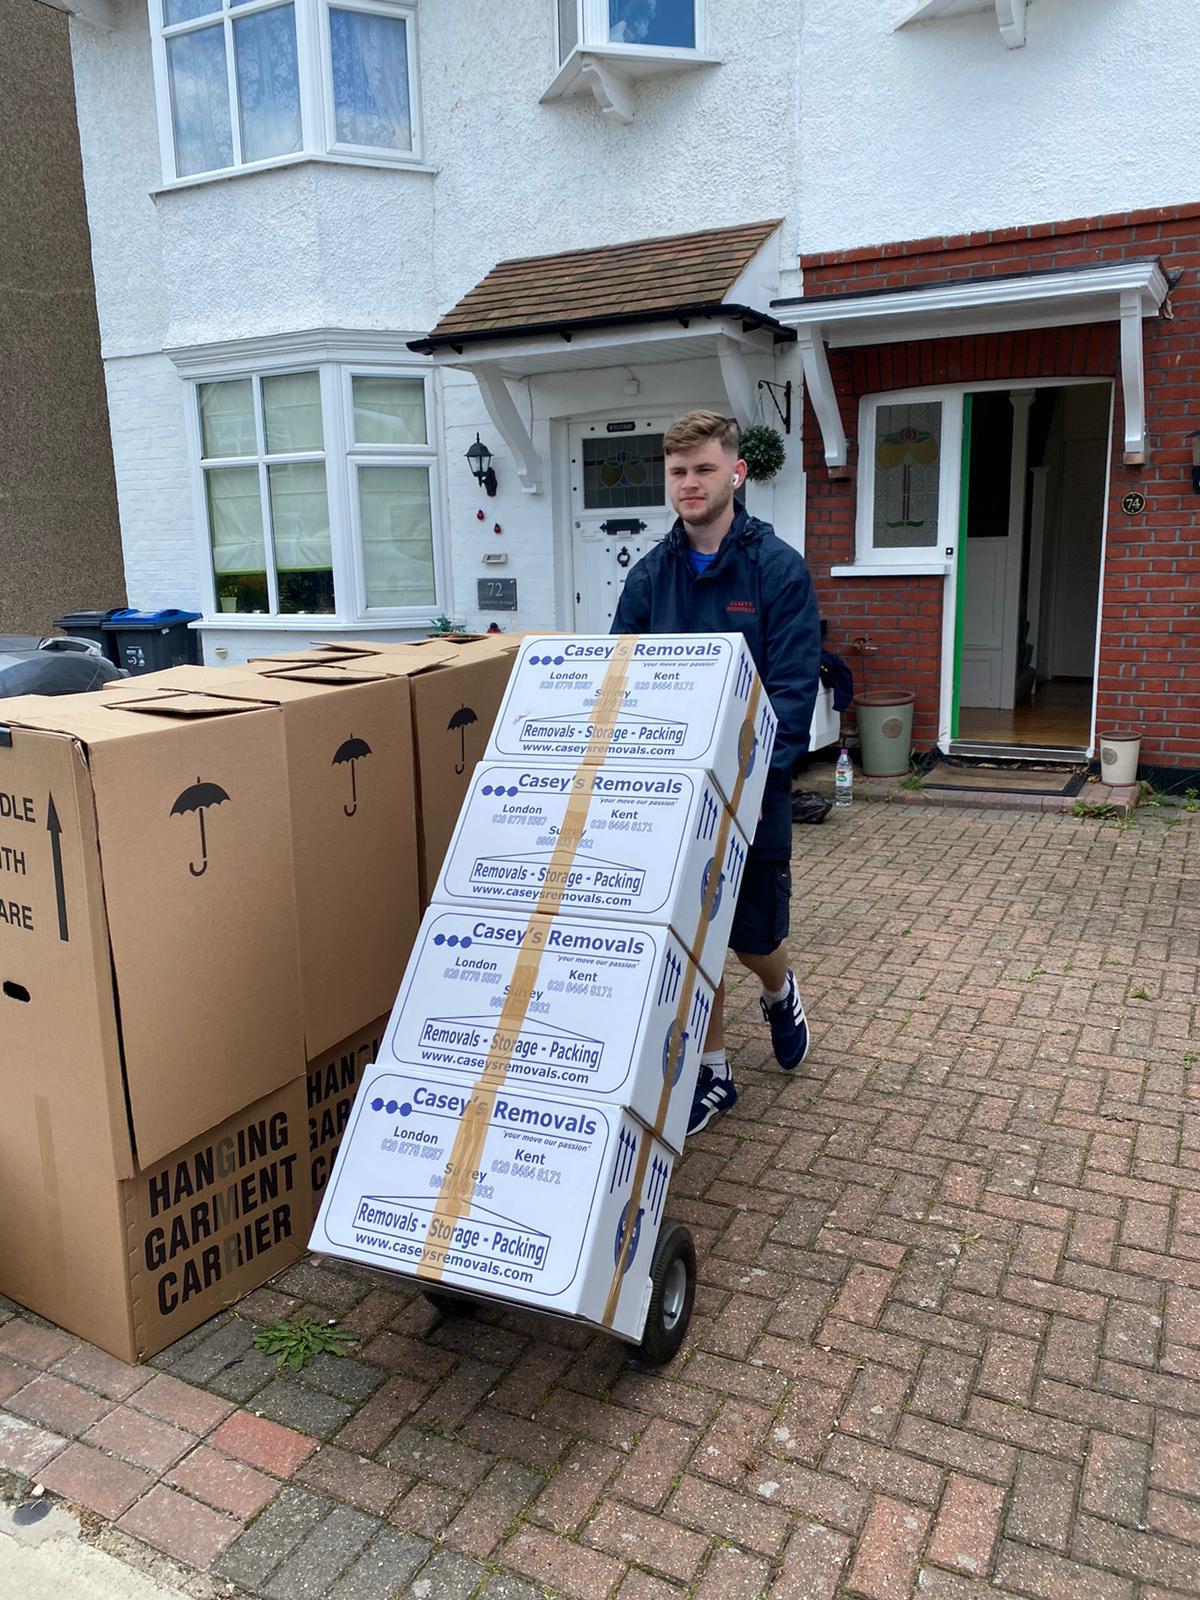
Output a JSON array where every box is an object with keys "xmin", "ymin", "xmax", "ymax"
[{"xmin": 801, "ymin": 204, "xmax": 1200, "ymax": 769}]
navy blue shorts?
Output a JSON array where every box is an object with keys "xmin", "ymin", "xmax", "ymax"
[{"xmin": 728, "ymin": 857, "xmax": 791, "ymax": 956}]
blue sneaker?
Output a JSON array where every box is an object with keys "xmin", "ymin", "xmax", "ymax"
[
  {"xmin": 761, "ymin": 973, "xmax": 810, "ymax": 1070},
  {"xmin": 687, "ymin": 1063, "xmax": 737, "ymax": 1135}
]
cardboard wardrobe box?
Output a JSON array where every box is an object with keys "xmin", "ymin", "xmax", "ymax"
[
  {"xmin": 0, "ymin": 688, "xmax": 307, "ymax": 1359},
  {"xmin": 190, "ymin": 661, "xmax": 425, "ymax": 1058},
  {"xmin": 374, "ymin": 904, "xmax": 712, "ymax": 1155},
  {"xmin": 486, "ymin": 633, "xmax": 777, "ymax": 838},
  {"xmin": 302, "ymin": 636, "xmax": 522, "ymax": 905},
  {"xmin": 433, "ymin": 761, "xmax": 750, "ymax": 989},
  {"xmin": 312, "ymin": 1063, "xmax": 675, "ymax": 1342},
  {"xmin": 305, "ymin": 1012, "xmax": 389, "ymax": 1216}
]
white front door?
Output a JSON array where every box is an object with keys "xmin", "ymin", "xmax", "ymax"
[{"xmin": 569, "ymin": 417, "xmax": 674, "ymax": 632}]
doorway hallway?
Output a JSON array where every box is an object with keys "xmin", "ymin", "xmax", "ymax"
[{"xmin": 953, "ymin": 381, "xmax": 1110, "ymax": 754}]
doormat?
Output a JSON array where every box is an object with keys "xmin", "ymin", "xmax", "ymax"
[{"xmin": 922, "ymin": 762, "xmax": 1087, "ymax": 798}]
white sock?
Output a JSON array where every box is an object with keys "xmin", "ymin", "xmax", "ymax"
[
  {"xmin": 763, "ymin": 974, "xmax": 791, "ymax": 1005},
  {"xmin": 700, "ymin": 1049, "xmax": 729, "ymax": 1080}
]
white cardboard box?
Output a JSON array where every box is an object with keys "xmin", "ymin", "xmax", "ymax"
[
  {"xmin": 377, "ymin": 905, "xmax": 712, "ymax": 1154},
  {"xmin": 310, "ymin": 1066, "xmax": 674, "ymax": 1342},
  {"xmin": 485, "ymin": 635, "xmax": 777, "ymax": 839},
  {"xmin": 432, "ymin": 763, "xmax": 748, "ymax": 989}
]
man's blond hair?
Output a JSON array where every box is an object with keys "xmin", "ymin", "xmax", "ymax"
[{"xmin": 663, "ymin": 410, "xmax": 740, "ymax": 457}]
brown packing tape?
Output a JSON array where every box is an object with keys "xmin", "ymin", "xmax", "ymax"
[
  {"xmin": 601, "ymin": 673, "xmax": 763, "ymax": 1327},
  {"xmin": 416, "ymin": 638, "xmax": 638, "ymax": 1280}
]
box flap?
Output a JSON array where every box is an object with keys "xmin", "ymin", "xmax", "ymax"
[{"xmin": 85, "ymin": 705, "xmax": 306, "ymax": 1167}]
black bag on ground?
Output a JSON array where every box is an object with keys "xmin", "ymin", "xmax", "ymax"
[{"xmin": 791, "ymin": 789, "xmax": 832, "ymax": 825}]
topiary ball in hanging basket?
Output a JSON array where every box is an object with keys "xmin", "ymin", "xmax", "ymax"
[{"xmin": 738, "ymin": 425, "xmax": 786, "ymax": 482}]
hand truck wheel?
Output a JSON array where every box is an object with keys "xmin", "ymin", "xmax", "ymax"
[{"xmin": 634, "ymin": 1220, "xmax": 695, "ymax": 1367}]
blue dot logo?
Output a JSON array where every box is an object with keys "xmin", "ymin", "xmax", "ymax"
[
  {"xmin": 433, "ymin": 933, "xmax": 445, "ymax": 946},
  {"xmin": 553, "ymin": 655, "xmax": 564, "ymax": 665},
  {"xmin": 507, "ymin": 786, "xmax": 519, "ymax": 797},
  {"xmin": 385, "ymin": 1099, "xmax": 398, "ymax": 1115},
  {"xmin": 399, "ymin": 1101, "xmax": 412, "ymax": 1117},
  {"xmin": 529, "ymin": 654, "xmax": 542, "ymax": 666},
  {"xmin": 482, "ymin": 784, "xmax": 493, "ymax": 796},
  {"xmin": 370, "ymin": 1097, "xmax": 384, "ymax": 1112},
  {"xmin": 446, "ymin": 934, "xmax": 459, "ymax": 947},
  {"xmin": 460, "ymin": 936, "xmax": 472, "ymax": 948}
]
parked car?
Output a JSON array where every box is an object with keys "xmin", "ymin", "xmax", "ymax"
[{"xmin": 0, "ymin": 635, "xmax": 126, "ymax": 698}]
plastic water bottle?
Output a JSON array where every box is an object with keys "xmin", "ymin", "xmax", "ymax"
[{"xmin": 834, "ymin": 747, "xmax": 853, "ymax": 807}]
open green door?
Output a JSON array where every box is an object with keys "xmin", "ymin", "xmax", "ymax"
[{"xmin": 949, "ymin": 393, "xmax": 973, "ymax": 743}]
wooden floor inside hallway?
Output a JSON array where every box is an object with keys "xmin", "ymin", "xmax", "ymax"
[{"xmin": 958, "ymin": 678, "xmax": 1091, "ymax": 746}]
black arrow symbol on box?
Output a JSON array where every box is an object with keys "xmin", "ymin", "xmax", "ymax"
[{"xmin": 47, "ymin": 793, "xmax": 69, "ymax": 942}]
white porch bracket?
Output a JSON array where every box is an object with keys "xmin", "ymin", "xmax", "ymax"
[
  {"xmin": 994, "ymin": 0, "xmax": 1026, "ymax": 48},
  {"xmin": 39, "ymin": 0, "xmax": 117, "ymax": 29},
  {"xmin": 1119, "ymin": 290, "xmax": 1148, "ymax": 466},
  {"xmin": 715, "ymin": 335, "xmax": 756, "ymax": 428},
  {"xmin": 469, "ymin": 365, "xmax": 544, "ymax": 494},
  {"xmin": 795, "ymin": 328, "xmax": 848, "ymax": 472},
  {"xmin": 577, "ymin": 55, "xmax": 636, "ymax": 124}
]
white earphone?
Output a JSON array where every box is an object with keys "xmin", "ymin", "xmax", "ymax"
[{"xmin": 731, "ymin": 474, "xmax": 740, "ymax": 487}]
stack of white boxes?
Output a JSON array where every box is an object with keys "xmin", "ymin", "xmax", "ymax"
[{"xmin": 311, "ymin": 635, "xmax": 777, "ymax": 1342}]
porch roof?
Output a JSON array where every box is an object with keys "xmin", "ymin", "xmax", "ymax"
[
  {"xmin": 409, "ymin": 220, "xmax": 788, "ymax": 353},
  {"xmin": 772, "ymin": 258, "xmax": 1170, "ymax": 472},
  {"xmin": 410, "ymin": 220, "xmax": 792, "ymax": 495}
]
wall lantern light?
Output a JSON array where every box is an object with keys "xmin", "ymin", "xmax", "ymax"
[
  {"xmin": 466, "ymin": 434, "xmax": 498, "ymax": 497},
  {"xmin": 1190, "ymin": 430, "xmax": 1200, "ymax": 494}
]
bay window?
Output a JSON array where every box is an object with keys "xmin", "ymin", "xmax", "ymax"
[
  {"xmin": 151, "ymin": 0, "xmax": 420, "ymax": 183},
  {"xmin": 188, "ymin": 354, "xmax": 442, "ymax": 624},
  {"xmin": 556, "ymin": 0, "xmax": 701, "ymax": 60}
]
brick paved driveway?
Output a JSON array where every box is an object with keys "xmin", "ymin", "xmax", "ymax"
[{"xmin": 3, "ymin": 803, "xmax": 1199, "ymax": 1600}]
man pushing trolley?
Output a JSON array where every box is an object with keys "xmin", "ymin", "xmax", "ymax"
[{"xmin": 311, "ymin": 619, "xmax": 782, "ymax": 1363}]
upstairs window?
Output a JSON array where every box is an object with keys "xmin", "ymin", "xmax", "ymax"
[
  {"xmin": 557, "ymin": 0, "xmax": 700, "ymax": 61},
  {"xmin": 151, "ymin": 0, "xmax": 419, "ymax": 182}
]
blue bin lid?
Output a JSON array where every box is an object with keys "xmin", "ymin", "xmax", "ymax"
[{"xmin": 105, "ymin": 608, "xmax": 202, "ymax": 627}]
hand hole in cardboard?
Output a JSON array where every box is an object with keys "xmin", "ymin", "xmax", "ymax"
[{"xmin": 3, "ymin": 980, "xmax": 30, "ymax": 1003}]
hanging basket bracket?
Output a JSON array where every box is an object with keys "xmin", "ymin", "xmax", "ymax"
[{"xmin": 756, "ymin": 378, "xmax": 792, "ymax": 436}]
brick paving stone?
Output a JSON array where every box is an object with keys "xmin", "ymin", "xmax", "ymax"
[
  {"xmin": 694, "ymin": 1396, "xmax": 773, "ymax": 1485},
  {"xmin": 821, "ymin": 1434, "xmax": 945, "ymax": 1508},
  {"xmin": 325, "ymin": 1528, "xmax": 431, "ymax": 1600},
  {"xmin": 443, "ymin": 1459, "xmax": 541, "ymax": 1560},
  {"xmin": 168, "ymin": 1442, "xmax": 281, "ymax": 1518},
  {"xmin": 584, "ymin": 1498, "xmax": 709, "ymax": 1582},
  {"xmin": 0, "ymin": 1320, "xmax": 79, "ymax": 1369},
  {"xmin": 667, "ymin": 1472, "xmax": 791, "ymax": 1555},
  {"xmin": 909, "ymin": 1348, "xmax": 978, "ymax": 1424},
  {"xmin": 251, "ymin": 1375, "xmax": 356, "ymax": 1439},
  {"xmin": 130, "ymin": 1372, "xmax": 236, "ymax": 1434},
  {"xmin": 159, "ymin": 1316, "xmax": 260, "ymax": 1385},
  {"xmin": 534, "ymin": 1440, "xmax": 622, "ymax": 1532},
  {"xmin": 298, "ymin": 1352, "xmax": 387, "ymax": 1404},
  {"xmin": 38, "ymin": 1441, "xmax": 155, "ymax": 1520},
  {"xmin": 926, "ymin": 1473, "xmax": 1005, "ymax": 1576},
  {"xmin": 461, "ymin": 1404, "xmax": 571, "ymax": 1468},
  {"xmin": 6, "ymin": 1372, "xmax": 114, "ymax": 1437},
  {"xmin": 212, "ymin": 1484, "xmax": 332, "ymax": 1589},
  {"xmin": 1149, "ymin": 1412, "xmax": 1200, "ymax": 1494},
  {"xmin": 82, "ymin": 1404, "xmax": 196, "ymax": 1473},
  {"xmin": 615, "ymin": 1571, "xmax": 684, "ymax": 1600},
  {"xmin": 270, "ymin": 1260, "xmax": 369, "ymax": 1311},
  {"xmin": 295, "ymin": 1440, "xmax": 405, "ymax": 1515},
  {"xmin": 615, "ymin": 1418, "xmax": 692, "ymax": 1509},
  {"xmin": 694, "ymin": 1543, "xmax": 773, "ymax": 1600},
  {"xmin": 846, "ymin": 1495, "xmax": 931, "ymax": 1600},
  {"xmin": 476, "ymin": 1576, "xmax": 544, "ymax": 1600},
  {"xmin": 0, "ymin": 1355, "xmax": 35, "ymax": 1403},
  {"xmin": 993, "ymin": 1539, "xmax": 1136, "ymax": 1600},
  {"xmin": 116, "ymin": 1483, "xmax": 241, "ymax": 1568},
  {"xmin": 405, "ymin": 1549, "xmax": 487, "ymax": 1599},
  {"xmin": 0, "ymin": 1414, "xmax": 67, "ymax": 1477},
  {"xmin": 263, "ymin": 1503, "xmax": 377, "ymax": 1598},
  {"xmin": 380, "ymin": 1423, "xmax": 492, "ymax": 1488},
  {"xmin": 768, "ymin": 1519, "xmax": 851, "ymax": 1600},
  {"xmin": 50, "ymin": 1344, "xmax": 152, "ymax": 1402},
  {"xmin": 390, "ymin": 1480, "xmax": 465, "ymax": 1536},
  {"xmin": 501, "ymin": 1524, "xmax": 626, "ymax": 1600},
  {"xmin": 210, "ymin": 1408, "xmax": 317, "ymax": 1476},
  {"xmin": 1080, "ymin": 1430, "xmax": 1150, "ymax": 1524},
  {"xmin": 333, "ymin": 1373, "xmax": 429, "ymax": 1455},
  {"xmin": 1006, "ymin": 1451, "xmax": 1079, "ymax": 1552}
]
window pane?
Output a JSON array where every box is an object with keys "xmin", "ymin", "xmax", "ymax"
[
  {"xmin": 352, "ymin": 376, "xmax": 426, "ymax": 445},
  {"xmin": 163, "ymin": 0, "xmax": 219, "ymax": 23},
  {"xmin": 268, "ymin": 462, "xmax": 334, "ymax": 613},
  {"xmin": 234, "ymin": 4, "xmax": 302, "ymax": 164},
  {"xmin": 199, "ymin": 378, "xmax": 255, "ymax": 458},
  {"xmin": 582, "ymin": 434, "xmax": 665, "ymax": 510},
  {"xmin": 207, "ymin": 466, "xmax": 268, "ymax": 613},
  {"xmin": 872, "ymin": 402, "xmax": 942, "ymax": 550},
  {"xmin": 558, "ymin": 0, "xmax": 578, "ymax": 58},
  {"xmin": 263, "ymin": 371, "xmax": 323, "ymax": 453},
  {"xmin": 167, "ymin": 25, "xmax": 234, "ymax": 177},
  {"xmin": 609, "ymin": 0, "xmax": 695, "ymax": 47},
  {"xmin": 329, "ymin": 9, "xmax": 412, "ymax": 150},
  {"xmin": 358, "ymin": 465, "xmax": 435, "ymax": 607}
]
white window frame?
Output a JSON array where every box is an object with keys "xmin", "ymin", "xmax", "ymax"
[
  {"xmin": 148, "ymin": 0, "xmax": 423, "ymax": 187},
  {"xmin": 556, "ymin": 0, "xmax": 706, "ymax": 62},
  {"xmin": 181, "ymin": 343, "xmax": 444, "ymax": 627},
  {"xmin": 852, "ymin": 387, "xmax": 964, "ymax": 572}
]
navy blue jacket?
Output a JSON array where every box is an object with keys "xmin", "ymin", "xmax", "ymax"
[{"xmin": 611, "ymin": 505, "xmax": 820, "ymax": 858}]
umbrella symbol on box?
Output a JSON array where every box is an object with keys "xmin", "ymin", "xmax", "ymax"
[
  {"xmin": 332, "ymin": 735, "xmax": 372, "ymax": 816},
  {"xmin": 447, "ymin": 705, "xmax": 478, "ymax": 775},
  {"xmin": 170, "ymin": 778, "xmax": 231, "ymax": 878}
]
